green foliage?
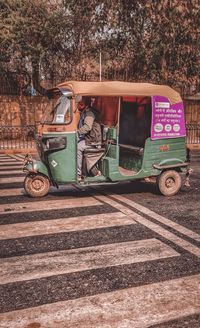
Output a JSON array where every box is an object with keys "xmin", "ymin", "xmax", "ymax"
[{"xmin": 0, "ymin": 0, "xmax": 199, "ymax": 95}]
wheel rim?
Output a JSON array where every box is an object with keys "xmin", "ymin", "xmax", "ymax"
[
  {"xmin": 32, "ymin": 177, "xmax": 45, "ymax": 191},
  {"xmin": 165, "ymin": 177, "xmax": 175, "ymax": 189}
]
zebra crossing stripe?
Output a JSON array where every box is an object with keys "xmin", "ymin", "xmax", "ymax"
[
  {"xmin": 0, "ymin": 165, "xmax": 23, "ymax": 170},
  {"xmin": 0, "ymin": 212, "xmax": 136, "ymax": 240},
  {"xmin": 8, "ymin": 155, "xmax": 24, "ymax": 162},
  {"xmin": 0, "ymin": 188, "xmax": 25, "ymax": 196},
  {"xmin": 0, "ymin": 167, "xmax": 199, "ymax": 327},
  {"xmin": 0, "ymin": 273, "xmax": 199, "ymax": 328},
  {"xmin": 0, "ymin": 170, "xmax": 24, "ymax": 176},
  {"xmin": 0, "ymin": 176, "xmax": 24, "ymax": 183},
  {"xmin": 15, "ymin": 154, "xmax": 26, "ymax": 159},
  {"xmin": 0, "ymin": 238, "xmax": 179, "ymax": 285},
  {"xmin": 0, "ymin": 159, "xmax": 18, "ymax": 162},
  {"xmin": 0, "ymin": 163, "xmax": 22, "ymax": 167},
  {"xmin": 107, "ymin": 193, "xmax": 200, "ymax": 242},
  {"xmin": 93, "ymin": 194, "xmax": 200, "ymax": 258},
  {"xmin": 0, "ymin": 197, "xmax": 103, "ymax": 214}
]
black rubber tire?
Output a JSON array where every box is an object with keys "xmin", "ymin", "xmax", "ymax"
[
  {"xmin": 157, "ymin": 170, "xmax": 182, "ymax": 196},
  {"xmin": 24, "ymin": 173, "xmax": 50, "ymax": 198}
]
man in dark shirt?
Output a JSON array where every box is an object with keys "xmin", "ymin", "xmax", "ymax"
[{"xmin": 77, "ymin": 97, "xmax": 101, "ymax": 179}]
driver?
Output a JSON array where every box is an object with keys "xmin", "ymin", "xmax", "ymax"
[{"xmin": 77, "ymin": 97, "xmax": 101, "ymax": 180}]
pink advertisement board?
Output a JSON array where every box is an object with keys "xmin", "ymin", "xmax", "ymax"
[{"xmin": 151, "ymin": 96, "xmax": 186, "ymax": 140}]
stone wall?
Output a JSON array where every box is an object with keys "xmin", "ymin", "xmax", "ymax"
[
  {"xmin": 184, "ymin": 99, "xmax": 200, "ymax": 124},
  {"xmin": 0, "ymin": 95, "xmax": 53, "ymax": 126}
]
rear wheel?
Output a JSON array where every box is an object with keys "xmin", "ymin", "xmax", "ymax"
[
  {"xmin": 24, "ymin": 173, "xmax": 50, "ymax": 197},
  {"xmin": 157, "ymin": 170, "xmax": 182, "ymax": 196}
]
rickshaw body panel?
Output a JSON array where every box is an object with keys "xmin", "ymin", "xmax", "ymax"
[
  {"xmin": 100, "ymin": 137, "xmax": 187, "ymax": 182},
  {"xmin": 142, "ymin": 137, "xmax": 187, "ymax": 172},
  {"xmin": 24, "ymin": 161, "xmax": 49, "ymax": 177},
  {"xmin": 40, "ymin": 132, "xmax": 77, "ymax": 183}
]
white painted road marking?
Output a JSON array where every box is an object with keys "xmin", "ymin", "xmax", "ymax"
[
  {"xmin": 15, "ymin": 154, "xmax": 26, "ymax": 159},
  {"xmin": 0, "ymin": 212, "xmax": 136, "ymax": 240},
  {"xmin": 0, "ymin": 155, "xmax": 199, "ymax": 327},
  {"xmin": 0, "ymin": 170, "xmax": 24, "ymax": 176},
  {"xmin": 0, "ymin": 162, "xmax": 21, "ymax": 167},
  {"xmin": 0, "ymin": 197, "xmax": 103, "ymax": 214},
  {"xmin": 0, "ymin": 159, "xmax": 17, "ymax": 162},
  {"xmin": 94, "ymin": 194, "xmax": 200, "ymax": 258},
  {"xmin": 0, "ymin": 176, "xmax": 24, "ymax": 183},
  {"xmin": 0, "ymin": 239, "xmax": 179, "ymax": 284},
  {"xmin": 0, "ymin": 187, "xmax": 25, "ymax": 196},
  {"xmin": 0, "ymin": 274, "xmax": 199, "ymax": 328},
  {"xmin": 0, "ymin": 165, "xmax": 23, "ymax": 170},
  {"xmin": 9, "ymin": 154, "xmax": 24, "ymax": 162},
  {"xmin": 110, "ymin": 193, "xmax": 200, "ymax": 242}
]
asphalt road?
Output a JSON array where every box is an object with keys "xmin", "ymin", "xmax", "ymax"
[{"xmin": 0, "ymin": 153, "xmax": 199, "ymax": 328}]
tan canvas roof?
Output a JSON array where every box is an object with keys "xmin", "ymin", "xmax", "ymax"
[{"xmin": 49, "ymin": 81, "xmax": 182, "ymax": 104}]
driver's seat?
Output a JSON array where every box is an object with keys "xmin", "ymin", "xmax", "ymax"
[{"xmin": 82, "ymin": 143, "xmax": 105, "ymax": 176}]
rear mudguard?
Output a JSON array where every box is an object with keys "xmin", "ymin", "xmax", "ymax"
[{"xmin": 23, "ymin": 160, "xmax": 49, "ymax": 178}]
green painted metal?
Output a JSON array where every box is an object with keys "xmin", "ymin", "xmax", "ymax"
[
  {"xmin": 46, "ymin": 132, "xmax": 77, "ymax": 183},
  {"xmin": 34, "ymin": 133, "xmax": 187, "ymax": 185},
  {"xmin": 30, "ymin": 161, "xmax": 49, "ymax": 177},
  {"xmin": 107, "ymin": 127, "xmax": 117, "ymax": 141},
  {"xmin": 101, "ymin": 137, "xmax": 187, "ymax": 182},
  {"xmin": 84, "ymin": 175, "xmax": 108, "ymax": 183},
  {"xmin": 119, "ymin": 150, "xmax": 142, "ymax": 171},
  {"xmin": 142, "ymin": 137, "xmax": 187, "ymax": 173},
  {"xmin": 106, "ymin": 143, "xmax": 118, "ymax": 159}
]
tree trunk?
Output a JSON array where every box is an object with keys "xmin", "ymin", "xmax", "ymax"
[{"xmin": 32, "ymin": 58, "xmax": 46, "ymax": 95}]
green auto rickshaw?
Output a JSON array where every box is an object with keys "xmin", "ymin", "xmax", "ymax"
[{"xmin": 23, "ymin": 81, "xmax": 191, "ymax": 197}]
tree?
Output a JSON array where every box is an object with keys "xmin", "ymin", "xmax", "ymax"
[
  {"xmin": 0, "ymin": 0, "xmax": 69, "ymax": 92},
  {"xmin": 0, "ymin": 0, "xmax": 199, "ymax": 95}
]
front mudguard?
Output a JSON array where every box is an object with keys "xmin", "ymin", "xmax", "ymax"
[{"xmin": 23, "ymin": 159, "xmax": 49, "ymax": 178}]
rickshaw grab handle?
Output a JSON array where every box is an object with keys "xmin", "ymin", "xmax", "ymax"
[{"xmin": 153, "ymin": 162, "xmax": 189, "ymax": 170}]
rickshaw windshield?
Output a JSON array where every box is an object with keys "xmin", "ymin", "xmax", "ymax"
[{"xmin": 43, "ymin": 96, "xmax": 72, "ymax": 125}]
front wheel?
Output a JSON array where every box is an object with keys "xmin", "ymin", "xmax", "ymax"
[
  {"xmin": 157, "ymin": 170, "xmax": 182, "ymax": 196},
  {"xmin": 24, "ymin": 173, "xmax": 50, "ymax": 197}
]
